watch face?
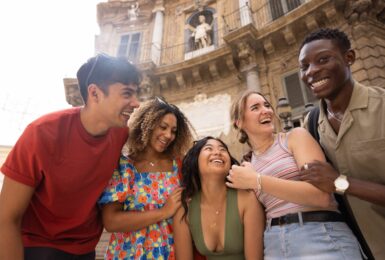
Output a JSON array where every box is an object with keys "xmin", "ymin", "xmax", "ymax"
[{"xmin": 335, "ymin": 178, "xmax": 349, "ymax": 190}]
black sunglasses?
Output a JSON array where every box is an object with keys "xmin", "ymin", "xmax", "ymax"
[{"xmin": 85, "ymin": 53, "xmax": 112, "ymax": 87}]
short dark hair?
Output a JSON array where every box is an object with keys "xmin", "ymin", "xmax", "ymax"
[
  {"xmin": 300, "ymin": 28, "xmax": 351, "ymax": 53},
  {"xmin": 76, "ymin": 53, "xmax": 141, "ymax": 104},
  {"xmin": 180, "ymin": 136, "xmax": 239, "ymax": 220}
]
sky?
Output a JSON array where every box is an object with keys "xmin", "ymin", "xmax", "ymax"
[{"xmin": 0, "ymin": 0, "xmax": 105, "ymax": 146}]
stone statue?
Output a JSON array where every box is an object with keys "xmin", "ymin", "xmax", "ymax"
[
  {"xmin": 190, "ymin": 15, "xmax": 212, "ymax": 49},
  {"xmin": 128, "ymin": 2, "xmax": 139, "ymax": 21}
]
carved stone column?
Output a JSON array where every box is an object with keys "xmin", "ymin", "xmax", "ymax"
[
  {"xmin": 237, "ymin": 42, "xmax": 261, "ymax": 91},
  {"xmin": 151, "ymin": 0, "xmax": 165, "ymax": 65}
]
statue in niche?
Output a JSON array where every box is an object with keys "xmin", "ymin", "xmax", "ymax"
[
  {"xmin": 188, "ymin": 14, "xmax": 212, "ymax": 49},
  {"xmin": 128, "ymin": 2, "xmax": 139, "ymax": 21}
]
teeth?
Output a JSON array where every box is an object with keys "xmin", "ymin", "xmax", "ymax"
[
  {"xmin": 312, "ymin": 78, "xmax": 328, "ymax": 88},
  {"xmin": 212, "ymin": 159, "xmax": 224, "ymax": 163},
  {"xmin": 260, "ymin": 118, "xmax": 271, "ymax": 123},
  {"xmin": 121, "ymin": 111, "xmax": 131, "ymax": 116}
]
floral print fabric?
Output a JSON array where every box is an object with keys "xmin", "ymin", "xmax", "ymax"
[{"xmin": 99, "ymin": 156, "xmax": 181, "ymax": 260}]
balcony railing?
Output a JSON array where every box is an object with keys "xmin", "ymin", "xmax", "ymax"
[
  {"xmin": 222, "ymin": 0, "xmax": 306, "ymax": 32},
  {"xmin": 121, "ymin": 0, "xmax": 306, "ymax": 66}
]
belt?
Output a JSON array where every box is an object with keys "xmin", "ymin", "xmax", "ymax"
[{"xmin": 270, "ymin": 211, "xmax": 344, "ymax": 226}]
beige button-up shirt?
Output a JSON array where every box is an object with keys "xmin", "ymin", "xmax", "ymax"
[{"xmin": 317, "ymin": 81, "xmax": 385, "ymax": 259}]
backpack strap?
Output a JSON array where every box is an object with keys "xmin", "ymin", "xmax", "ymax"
[{"xmin": 307, "ymin": 106, "xmax": 320, "ymax": 142}]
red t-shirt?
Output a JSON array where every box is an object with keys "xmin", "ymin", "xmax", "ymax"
[{"xmin": 1, "ymin": 107, "xmax": 128, "ymax": 254}]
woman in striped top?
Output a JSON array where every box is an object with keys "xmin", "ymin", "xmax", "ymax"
[{"xmin": 227, "ymin": 90, "xmax": 363, "ymax": 259}]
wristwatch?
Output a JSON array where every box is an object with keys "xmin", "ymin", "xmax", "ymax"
[{"xmin": 334, "ymin": 174, "xmax": 349, "ymax": 194}]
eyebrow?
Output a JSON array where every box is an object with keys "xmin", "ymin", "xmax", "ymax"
[{"xmin": 160, "ymin": 121, "xmax": 177, "ymax": 129}]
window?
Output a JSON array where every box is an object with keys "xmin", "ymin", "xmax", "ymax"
[
  {"xmin": 269, "ymin": 0, "xmax": 302, "ymax": 20},
  {"xmin": 117, "ymin": 32, "xmax": 141, "ymax": 62},
  {"xmin": 282, "ymin": 71, "xmax": 317, "ymax": 117}
]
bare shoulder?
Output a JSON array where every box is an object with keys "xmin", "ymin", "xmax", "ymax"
[
  {"xmin": 287, "ymin": 127, "xmax": 310, "ymax": 140},
  {"xmin": 237, "ymin": 189, "xmax": 257, "ymax": 206}
]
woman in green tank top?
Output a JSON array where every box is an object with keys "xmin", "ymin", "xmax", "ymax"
[{"xmin": 173, "ymin": 137, "xmax": 264, "ymax": 260}]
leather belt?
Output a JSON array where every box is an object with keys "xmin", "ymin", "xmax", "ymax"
[{"xmin": 270, "ymin": 211, "xmax": 344, "ymax": 226}]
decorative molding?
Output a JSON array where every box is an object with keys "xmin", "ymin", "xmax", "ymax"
[
  {"xmin": 192, "ymin": 67, "xmax": 202, "ymax": 82},
  {"xmin": 305, "ymin": 15, "xmax": 318, "ymax": 32},
  {"xmin": 208, "ymin": 61, "xmax": 219, "ymax": 79},
  {"xmin": 263, "ymin": 38, "xmax": 275, "ymax": 55},
  {"xmin": 282, "ymin": 27, "xmax": 296, "ymax": 45},
  {"xmin": 63, "ymin": 81, "xmax": 84, "ymax": 107},
  {"xmin": 344, "ymin": 0, "xmax": 373, "ymax": 24},
  {"xmin": 178, "ymin": 93, "xmax": 232, "ymax": 137},
  {"xmin": 175, "ymin": 71, "xmax": 186, "ymax": 88},
  {"xmin": 225, "ymin": 55, "xmax": 237, "ymax": 72},
  {"xmin": 160, "ymin": 76, "xmax": 168, "ymax": 89},
  {"xmin": 237, "ymin": 41, "xmax": 257, "ymax": 72}
]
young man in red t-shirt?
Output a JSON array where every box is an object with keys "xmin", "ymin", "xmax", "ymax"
[{"xmin": 0, "ymin": 54, "xmax": 141, "ymax": 259}]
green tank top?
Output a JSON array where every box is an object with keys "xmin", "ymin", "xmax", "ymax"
[{"xmin": 188, "ymin": 188, "xmax": 245, "ymax": 260}]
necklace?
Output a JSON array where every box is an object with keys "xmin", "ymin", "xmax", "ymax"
[
  {"xmin": 210, "ymin": 208, "xmax": 222, "ymax": 228},
  {"xmin": 326, "ymin": 108, "xmax": 343, "ymax": 123},
  {"xmin": 149, "ymin": 161, "xmax": 155, "ymax": 167}
]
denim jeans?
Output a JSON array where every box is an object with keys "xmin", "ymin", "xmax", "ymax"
[{"xmin": 264, "ymin": 221, "xmax": 363, "ymax": 260}]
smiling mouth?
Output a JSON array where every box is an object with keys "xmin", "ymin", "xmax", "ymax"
[
  {"xmin": 210, "ymin": 159, "xmax": 224, "ymax": 164},
  {"xmin": 310, "ymin": 78, "xmax": 329, "ymax": 90},
  {"xmin": 260, "ymin": 118, "xmax": 272, "ymax": 124}
]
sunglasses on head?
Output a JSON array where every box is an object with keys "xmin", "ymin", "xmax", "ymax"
[{"xmin": 85, "ymin": 53, "xmax": 112, "ymax": 87}]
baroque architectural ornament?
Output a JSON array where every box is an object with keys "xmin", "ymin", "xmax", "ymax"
[{"xmin": 343, "ymin": 0, "xmax": 373, "ymax": 24}]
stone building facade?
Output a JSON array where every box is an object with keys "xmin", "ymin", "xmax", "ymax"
[
  {"xmin": 63, "ymin": 1, "xmax": 384, "ymax": 257},
  {"xmin": 64, "ymin": 0, "xmax": 385, "ymax": 160}
]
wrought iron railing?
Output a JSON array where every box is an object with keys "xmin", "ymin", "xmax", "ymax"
[
  {"xmin": 222, "ymin": 0, "xmax": 306, "ymax": 32},
  {"xmin": 122, "ymin": 0, "xmax": 307, "ymax": 66}
]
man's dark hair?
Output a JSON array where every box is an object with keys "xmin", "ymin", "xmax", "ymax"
[
  {"xmin": 300, "ymin": 28, "xmax": 351, "ymax": 53},
  {"xmin": 76, "ymin": 53, "xmax": 141, "ymax": 104}
]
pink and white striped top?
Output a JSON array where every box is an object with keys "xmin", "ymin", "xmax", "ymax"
[{"xmin": 251, "ymin": 133, "xmax": 336, "ymax": 219}]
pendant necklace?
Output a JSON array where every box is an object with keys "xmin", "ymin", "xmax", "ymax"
[{"xmin": 326, "ymin": 108, "xmax": 343, "ymax": 123}]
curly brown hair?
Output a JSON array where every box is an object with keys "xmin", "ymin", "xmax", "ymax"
[{"xmin": 127, "ymin": 98, "xmax": 195, "ymax": 159}]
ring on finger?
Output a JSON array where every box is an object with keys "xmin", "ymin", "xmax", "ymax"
[{"xmin": 304, "ymin": 163, "xmax": 309, "ymax": 170}]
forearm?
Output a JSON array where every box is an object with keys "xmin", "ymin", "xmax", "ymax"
[
  {"xmin": 0, "ymin": 221, "xmax": 23, "ymax": 260},
  {"xmin": 103, "ymin": 207, "xmax": 168, "ymax": 233},
  {"xmin": 346, "ymin": 177, "xmax": 385, "ymax": 207},
  {"xmin": 261, "ymin": 175, "xmax": 331, "ymax": 208}
]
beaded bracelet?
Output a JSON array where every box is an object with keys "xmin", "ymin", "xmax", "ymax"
[{"xmin": 256, "ymin": 173, "xmax": 262, "ymax": 192}]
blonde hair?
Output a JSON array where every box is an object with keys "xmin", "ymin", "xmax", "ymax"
[
  {"xmin": 127, "ymin": 98, "xmax": 194, "ymax": 159},
  {"xmin": 230, "ymin": 90, "xmax": 274, "ymax": 145}
]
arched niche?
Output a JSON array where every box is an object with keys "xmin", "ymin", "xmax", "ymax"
[{"xmin": 184, "ymin": 8, "xmax": 217, "ymax": 55}]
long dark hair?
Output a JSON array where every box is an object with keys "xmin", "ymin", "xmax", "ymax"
[{"xmin": 180, "ymin": 136, "xmax": 239, "ymax": 220}]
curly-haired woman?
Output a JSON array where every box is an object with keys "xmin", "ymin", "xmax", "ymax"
[{"xmin": 98, "ymin": 98, "xmax": 194, "ymax": 259}]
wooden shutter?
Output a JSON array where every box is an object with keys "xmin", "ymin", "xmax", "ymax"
[{"xmin": 284, "ymin": 72, "xmax": 305, "ymax": 109}]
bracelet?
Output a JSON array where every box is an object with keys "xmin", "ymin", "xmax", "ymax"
[{"xmin": 256, "ymin": 173, "xmax": 262, "ymax": 193}]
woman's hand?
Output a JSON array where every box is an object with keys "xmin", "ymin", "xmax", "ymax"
[
  {"xmin": 226, "ymin": 163, "xmax": 258, "ymax": 190},
  {"xmin": 162, "ymin": 187, "xmax": 183, "ymax": 219}
]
